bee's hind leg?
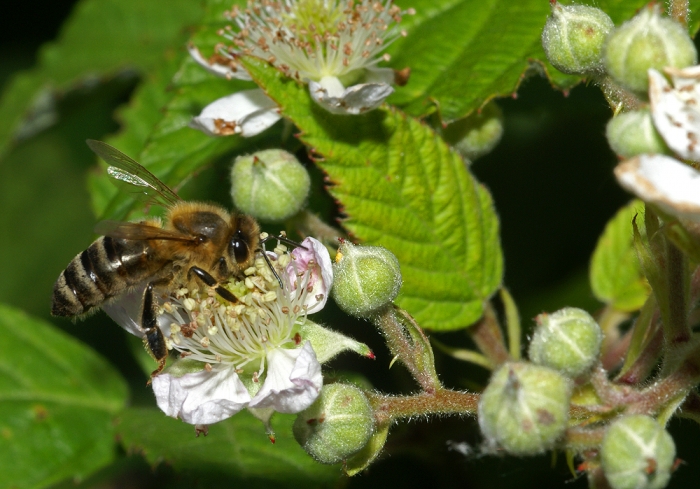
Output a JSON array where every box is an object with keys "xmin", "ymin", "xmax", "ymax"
[
  {"xmin": 189, "ymin": 266, "xmax": 238, "ymax": 304},
  {"xmin": 141, "ymin": 283, "xmax": 168, "ymax": 382}
]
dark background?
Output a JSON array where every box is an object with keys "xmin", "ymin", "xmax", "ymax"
[{"xmin": 1, "ymin": 1, "xmax": 697, "ymax": 488}]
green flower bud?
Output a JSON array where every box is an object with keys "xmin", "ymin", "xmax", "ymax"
[
  {"xmin": 332, "ymin": 241, "xmax": 401, "ymax": 318},
  {"xmin": 601, "ymin": 415, "xmax": 676, "ymax": 489},
  {"xmin": 604, "ymin": 5, "xmax": 697, "ymax": 94},
  {"xmin": 528, "ymin": 307, "xmax": 602, "ymax": 378},
  {"xmin": 542, "ymin": 3, "xmax": 614, "ymax": 75},
  {"xmin": 293, "ymin": 383, "xmax": 374, "ymax": 464},
  {"xmin": 442, "ymin": 102, "xmax": 504, "ymax": 161},
  {"xmin": 478, "ymin": 362, "xmax": 571, "ymax": 455},
  {"xmin": 230, "ymin": 149, "xmax": 311, "ymax": 222},
  {"xmin": 606, "ymin": 109, "xmax": 671, "ymax": 158}
]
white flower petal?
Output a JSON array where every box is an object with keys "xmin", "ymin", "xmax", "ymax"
[
  {"xmin": 287, "ymin": 237, "xmax": 333, "ymax": 314},
  {"xmin": 188, "ymin": 44, "xmax": 252, "ymax": 81},
  {"xmin": 309, "ymin": 80, "xmax": 394, "ymax": 115},
  {"xmin": 614, "ymin": 154, "xmax": 700, "ymax": 221},
  {"xmin": 190, "ymin": 89, "xmax": 281, "ymax": 137},
  {"xmin": 248, "ymin": 342, "xmax": 322, "ymax": 413},
  {"xmin": 152, "ymin": 367, "xmax": 251, "ymax": 425},
  {"xmin": 649, "ymin": 68, "xmax": 700, "ymax": 161}
]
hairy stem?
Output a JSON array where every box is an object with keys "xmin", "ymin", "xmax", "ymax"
[
  {"xmin": 468, "ymin": 303, "xmax": 510, "ymax": 366},
  {"xmin": 564, "ymin": 425, "xmax": 605, "ymax": 453},
  {"xmin": 373, "ymin": 306, "xmax": 441, "ymax": 391},
  {"xmin": 367, "ymin": 388, "xmax": 479, "ymax": 425}
]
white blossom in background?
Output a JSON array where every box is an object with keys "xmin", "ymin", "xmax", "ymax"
[
  {"xmin": 615, "ymin": 154, "xmax": 700, "ymax": 223},
  {"xmin": 150, "ymin": 238, "xmax": 338, "ymax": 426},
  {"xmin": 648, "ymin": 66, "xmax": 700, "ymax": 161},
  {"xmin": 614, "ymin": 67, "xmax": 700, "ymax": 221},
  {"xmin": 189, "ymin": 0, "xmax": 413, "ymax": 137}
]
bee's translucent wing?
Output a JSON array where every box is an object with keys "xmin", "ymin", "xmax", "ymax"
[
  {"xmin": 94, "ymin": 221, "xmax": 198, "ymax": 242},
  {"xmin": 102, "ymin": 282, "xmax": 172, "ymax": 338},
  {"xmin": 86, "ymin": 139, "xmax": 181, "ymax": 208}
]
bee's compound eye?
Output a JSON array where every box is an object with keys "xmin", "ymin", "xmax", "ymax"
[{"xmin": 229, "ymin": 229, "xmax": 250, "ymax": 264}]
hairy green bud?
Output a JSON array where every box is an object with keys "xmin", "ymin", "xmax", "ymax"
[
  {"xmin": 293, "ymin": 383, "xmax": 374, "ymax": 464},
  {"xmin": 478, "ymin": 362, "xmax": 571, "ymax": 455},
  {"xmin": 332, "ymin": 241, "xmax": 401, "ymax": 318},
  {"xmin": 606, "ymin": 109, "xmax": 671, "ymax": 158},
  {"xmin": 604, "ymin": 5, "xmax": 697, "ymax": 94},
  {"xmin": 601, "ymin": 415, "xmax": 676, "ymax": 489},
  {"xmin": 528, "ymin": 307, "xmax": 602, "ymax": 378},
  {"xmin": 542, "ymin": 3, "xmax": 614, "ymax": 75},
  {"xmin": 231, "ymin": 149, "xmax": 311, "ymax": 222}
]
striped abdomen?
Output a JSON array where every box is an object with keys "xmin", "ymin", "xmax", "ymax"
[{"xmin": 52, "ymin": 236, "xmax": 165, "ymax": 317}]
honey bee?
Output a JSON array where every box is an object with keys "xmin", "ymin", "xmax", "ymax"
[{"xmin": 52, "ymin": 140, "xmax": 264, "ymax": 377}]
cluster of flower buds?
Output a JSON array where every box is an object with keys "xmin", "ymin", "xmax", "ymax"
[
  {"xmin": 476, "ymin": 305, "xmax": 679, "ymax": 489},
  {"xmin": 543, "ymin": 2, "xmax": 699, "ymax": 165},
  {"xmin": 542, "ymin": 3, "xmax": 696, "ymax": 88}
]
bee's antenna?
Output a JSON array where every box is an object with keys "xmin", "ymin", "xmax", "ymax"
[{"xmin": 258, "ymin": 233, "xmax": 308, "ymax": 289}]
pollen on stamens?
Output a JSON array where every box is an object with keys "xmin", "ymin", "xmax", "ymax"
[
  {"xmin": 183, "ymin": 298, "xmax": 197, "ymax": 311},
  {"xmin": 219, "ymin": 0, "xmax": 408, "ymax": 82},
  {"xmin": 157, "ymin": 240, "xmax": 324, "ymax": 383}
]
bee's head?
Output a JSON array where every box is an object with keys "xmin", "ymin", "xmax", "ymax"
[{"xmin": 228, "ymin": 214, "xmax": 260, "ymax": 267}]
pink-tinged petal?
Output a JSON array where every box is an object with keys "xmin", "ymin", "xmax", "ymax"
[
  {"xmin": 286, "ymin": 237, "xmax": 333, "ymax": 314},
  {"xmin": 649, "ymin": 68, "xmax": 700, "ymax": 161},
  {"xmin": 309, "ymin": 80, "xmax": 394, "ymax": 115},
  {"xmin": 248, "ymin": 342, "xmax": 322, "ymax": 413},
  {"xmin": 615, "ymin": 154, "xmax": 700, "ymax": 221},
  {"xmin": 152, "ymin": 367, "xmax": 251, "ymax": 425},
  {"xmin": 188, "ymin": 44, "xmax": 252, "ymax": 81},
  {"xmin": 190, "ymin": 89, "xmax": 281, "ymax": 137}
]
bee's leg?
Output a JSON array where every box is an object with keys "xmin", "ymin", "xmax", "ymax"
[
  {"xmin": 189, "ymin": 266, "xmax": 238, "ymax": 304},
  {"xmin": 141, "ymin": 282, "xmax": 167, "ymax": 381}
]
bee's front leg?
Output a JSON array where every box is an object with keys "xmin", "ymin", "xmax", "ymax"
[
  {"xmin": 141, "ymin": 282, "xmax": 167, "ymax": 382},
  {"xmin": 189, "ymin": 266, "xmax": 239, "ymax": 304}
]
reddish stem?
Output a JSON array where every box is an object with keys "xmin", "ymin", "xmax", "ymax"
[
  {"xmin": 468, "ymin": 304, "xmax": 510, "ymax": 366},
  {"xmin": 367, "ymin": 389, "xmax": 479, "ymax": 425}
]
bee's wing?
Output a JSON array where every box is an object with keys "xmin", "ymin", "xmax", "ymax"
[
  {"xmin": 95, "ymin": 221, "xmax": 199, "ymax": 242},
  {"xmin": 102, "ymin": 282, "xmax": 173, "ymax": 338},
  {"xmin": 86, "ymin": 139, "xmax": 181, "ymax": 208}
]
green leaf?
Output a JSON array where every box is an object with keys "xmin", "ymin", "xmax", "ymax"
[
  {"xmin": 0, "ymin": 304, "xmax": 128, "ymax": 489},
  {"xmin": 118, "ymin": 407, "xmax": 339, "ymax": 487},
  {"xmin": 243, "ymin": 57, "xmax": 503, "ymax": 331},
  {"xmin": 0, "ymin": 0, "xmax": 204, "ymax": 157},
  {"xmin": 387, "ymin": 0, "xmax": 653, "ymax": 121},
  {"xmin": 88, "ymin": 0, "xmax": 270, "ymax": 221},
  {"xmin": 590, "ymin": 200, "xmax": 650, "ymax": 312}
]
